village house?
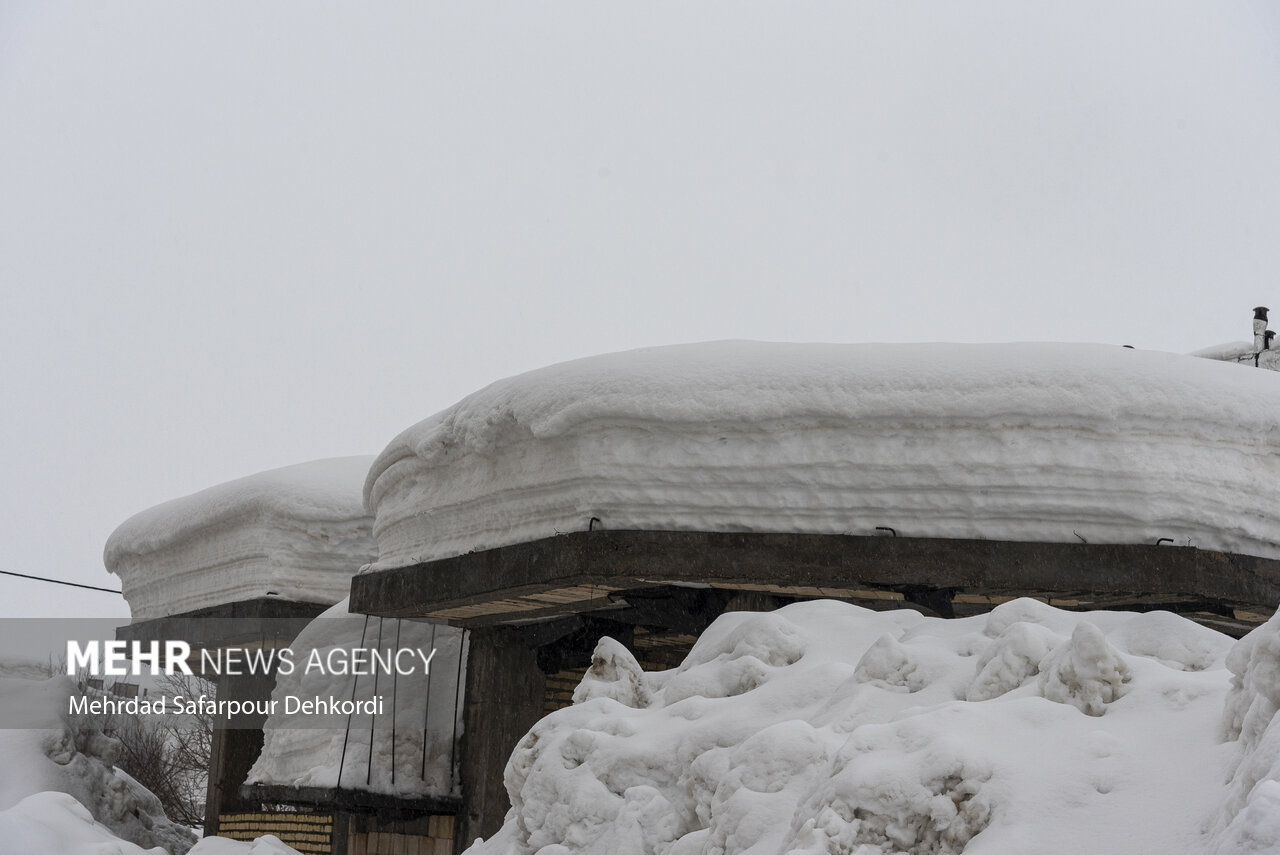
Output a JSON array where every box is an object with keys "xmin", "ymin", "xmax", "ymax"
[{"xmin": 109, "ymin": 312, "xmax": 1280, "ymax": 853}]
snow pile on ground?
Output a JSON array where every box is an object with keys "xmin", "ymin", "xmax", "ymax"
[
  {"xmin": 246, "ymin": 599, "xmax": 466, "ymax": 796},
  {"xmin": 0, "ymin": 791, "xmax": 304, "ymax": 855},
  {"xmin": 0, "ymin": 670, "xmax": 197, "ymax": 855},
  {"xmin": 0, "ymin": 666, "xmax": 308, "ymax": 855},
  {"xmin": 468, "ymin": 598, "xmax": 1242, "ymax": 855},
  {"xmin": 0, "ymin": 791, "xmax": 171, "ymax": 855},
  {"xmin": 187, "ymin": 835, "xmax": 302, "ymax": 855},
  {"xmin": 1213, "ymin": 610, "xmax": 1280, "ymax": 852},
  {"xmin": 365, "ymin": 342, "xmax": 1280, "ymax": 570},
  {"xmin": 0, "ymin": 793, "xmax": 306, "ymax": 855},
  {"xmin": 106, "ymin": 457, "xmax": 376, "ymax": 619}
]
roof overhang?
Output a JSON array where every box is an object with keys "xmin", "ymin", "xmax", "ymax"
[{"xmin": 350, "ymin": 530, "xmax": 1280, "ymax": 636}]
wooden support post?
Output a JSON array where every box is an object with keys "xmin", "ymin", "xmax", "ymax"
[
  {"xmin": 204, "ymin": 671, "xmax": 276, "ymax": 836},
  {"xmin": 456, "ymin": 628, "xmax": 546, "ymax": 852}
]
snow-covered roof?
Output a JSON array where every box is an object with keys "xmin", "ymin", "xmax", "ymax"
[
  {"xmin": 365, "ymin": 341, "xmax": 1280, "ymax": 570},
  {"xmin": 1190, "ymin": 341, "xmax": 1257, "ymax": 362},
  {"xmin": 106, "ymin": 456, "xmax": 376, "ymax": 620}
]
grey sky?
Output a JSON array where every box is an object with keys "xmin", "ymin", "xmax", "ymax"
[{"xmin": 3, "ymin": 2, "xmax": 1278, "ymax": 619}]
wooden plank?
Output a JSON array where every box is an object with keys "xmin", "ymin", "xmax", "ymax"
[{"xmin": 353, "ymin": 530, "xmax": 1280, "ymax": 624}]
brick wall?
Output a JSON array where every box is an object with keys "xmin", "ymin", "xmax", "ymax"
[
  {"xmin": 347, "ymin": 814, "xmax": 454, "ymax": 855},
  {"xmin": 218, "ymin": 812, "xmax": 333, "ymax": 854}
]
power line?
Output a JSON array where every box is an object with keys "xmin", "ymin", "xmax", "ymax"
[{"xmin": 0, "ymin": 569, "xmax": 122, "ymax": 595}]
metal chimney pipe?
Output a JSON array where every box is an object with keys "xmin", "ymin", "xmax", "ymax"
[{"xmin": 1255, "ymin": 307, "xmax": 1270, "ymax": 352}]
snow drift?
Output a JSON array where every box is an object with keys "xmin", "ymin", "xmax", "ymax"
[
  {"xmin": 1213, "ymin": 609, "xmax": 1280, "ymax": 853},
  {"xmin": 0, "ymin": 667, "xmax": 305, "ymax": 855},
  {"xmin": 106, "ymin": 457, "xmax": 376, "ymax": 619},
  {"xmin": 467, "ymin": 598, "xmax": 1240, "ymax": 855},
  {"xmin": 0, "ymin": 671, "xmax": 197, "ymax": 855},
  {"xmin": 365, "ymin": 342, "xmax": 1280, "ymax": 571},
  {"xmin": 246, "ymin": 599, "xmax": 466, "ymax": 798}
]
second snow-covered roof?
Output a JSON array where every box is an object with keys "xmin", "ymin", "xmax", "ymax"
[
  {"xmin": 365, "ymin": 341, "xmax": 1280, "ymax": 569},
  {"xmin": 106, "ymin": 456, "xmax": 376, "ymax": 620}
]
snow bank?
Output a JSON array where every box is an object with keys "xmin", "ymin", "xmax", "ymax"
[
  {"xmin": 0, "ymin": 670, "xmax": 197, "ymax": 855},
  {"xmin": 468, "ymin": 598, "xmax": 1236, "ymax": 855},
  {"xmin": 1214, "ymin": 611, "xmax": 1280, "ymax": 852},
  {"xmin": 0, "ymin": 793, "xmax": 304, "ymax": 855},
  {"xmin": 0, "ymin": 791, "xmax": 169, "ymax": 855},
  {"xmin": 246, "ymin": 599, "xmax": 466, "ymax": 797},
  {"xmin": 106, "ymin": 457, "xmax": 376, "ymax": 619},
  {"xmin": 0, "ymin": 665, "xmax": 308, "ymax": 855},
  {"xmin": 365, "ymin": 342, "xmax": 1280, "ymax": 570},
  {"xmin": 188, "ymin": 835, "xmax": 302, "ymax": 855}
]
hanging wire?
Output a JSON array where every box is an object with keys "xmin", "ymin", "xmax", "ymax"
[
  {"xmin": 0, "ymin": 569, "xmax": 121, "ymax": 594},
  {"xmin": 420, "ymin": 623, "xmax": 437, "ymax": 780},
  {"xmin": 336, "ymin": 614, "xmax": 370, "ymax": 791}
]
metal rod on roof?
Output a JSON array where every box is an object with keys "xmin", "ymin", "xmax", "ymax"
[
  {"xmin": 420, "ymin": 623, "xmax": 437, "ymax": 781},
  {"xmin": 391, "ymin": 619, "xmax": 401, "ymax": 787},
  {"xmin": 336, "ymin": 614, "xmax": 370, "ymax": 791},
  {"xmin": 368, "ymin": 617, "xmax": 384, "ymax": 787},
  {"xmin": 450, "ymin": 630, "xmax": 466, "ymax": 794}
]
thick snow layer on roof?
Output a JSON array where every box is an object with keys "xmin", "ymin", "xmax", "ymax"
[
  {"xmin": 466, "ymin": 599, "xmax": 1247, "ymax": 855},
  {"xmin": 245, "ymin": 599, "xmax": 466, "ymax": 797},
  {"xmin": 106, "ymin": 457, "xmax": 376, "ymax": 620},
  {"xmin": 366, "ymin": 341, "xmax": 1280, "ymax": 570}
]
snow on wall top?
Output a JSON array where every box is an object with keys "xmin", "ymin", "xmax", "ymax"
[
  {"xmin": 106, "ymin": 457, "xmax": 376, "ymax": 620},
  {"xmin": 365, "ymin": 341, "xmax": 1280, "ymax": 570}
]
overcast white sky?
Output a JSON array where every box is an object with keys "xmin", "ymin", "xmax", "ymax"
[{"xmin": 2, "ymin": 2, "xmax": 1279, "ymax": 620}]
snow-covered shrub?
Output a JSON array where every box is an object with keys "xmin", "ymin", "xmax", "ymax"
[
  {"xmin": 573, "ymin": 637, "xmax": 651, "ymax": 708},
  {"xmin": 1038, "ymin": 623, "xmax": 1132, "ymax": 717},
  {"xmin": 966, "ymin": 621, "xmax": 1060, "ymax": 702}
]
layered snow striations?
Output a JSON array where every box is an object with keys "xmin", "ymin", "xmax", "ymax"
[
  {"xmin": 106, "ymin": 457, "xmax": 376, "ymax": 619},
  {"xmin": 469, "ymin": 599, "xmax": 1241, "ymax": 855},
  {"xmin": 365, "ymin": 342, "xmax": 1280, "ymax": 570}
]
